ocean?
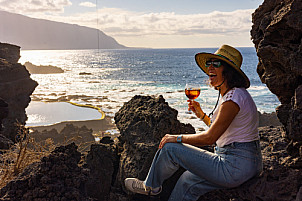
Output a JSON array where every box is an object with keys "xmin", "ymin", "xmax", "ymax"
[{"xmin": 20, "ymin": 48, "xmax": 280, "ymax": 131}]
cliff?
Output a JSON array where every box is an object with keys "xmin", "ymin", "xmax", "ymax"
[
  {"xmin": 0, "ymin": 10, "xmax": 126, "ymax": 50},
  {"xmin": 251, "ymin": 0, "xmax": 302, "ymax": 161},
  {"xmin": 0, "ymin": 42, "xmax": 38, "ymax": 141}
]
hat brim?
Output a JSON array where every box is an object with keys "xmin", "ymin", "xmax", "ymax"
[{"xmin": 195, "ymin": 52, "xmax": 250, "ymax": 88}]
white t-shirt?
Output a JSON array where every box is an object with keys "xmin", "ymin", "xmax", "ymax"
[{"xmin": 212, "ymin": 87, "xmax": 259, "ymax": 147}]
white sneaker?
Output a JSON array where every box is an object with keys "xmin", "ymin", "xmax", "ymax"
[{"xmin": 124, "ymin": 178, "xmax": 162, "ymax": 196}]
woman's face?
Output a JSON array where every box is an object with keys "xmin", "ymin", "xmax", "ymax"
[{"xmin": 207, "ymin": 59, "xmax": 225, "ymax": 87}]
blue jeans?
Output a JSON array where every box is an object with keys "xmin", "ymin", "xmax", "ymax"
[{"xmin": 144, "ymin": 141, "xmax": 263, "ymax": 201}]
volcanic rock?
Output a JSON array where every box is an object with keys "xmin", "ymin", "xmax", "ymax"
[
  {"xmin": 251, "ymin": 0, "xmax": 302, "ymax": 156},
  {"xmin": 0, "ymin": 42, "xmax": 20, "ymax": 63},
  {"xmin": 84, "ymin": 143, "xmax": 119, "ymax": 201},
  {"xmin": 114, "ymin": 95, "xmax": 195, "ymax": 198},
  {"xmin": 0, "ymin": 143, "xmax": 93, "ymax": 201},
  {"xmin": 30, "ymin": 124, "xmax": 95, "ymax": 147},
  {"xmin": 0, "ymin": 43, "xmax": 38, "ymax": 141},
  {"xmin": 0, "ymin": 134, "xmax": 13, "ymax": 150}
]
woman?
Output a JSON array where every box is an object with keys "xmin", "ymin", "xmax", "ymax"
[{"xmin": 124, "ymin": 45, "xmax": 263, "ymax": 201}]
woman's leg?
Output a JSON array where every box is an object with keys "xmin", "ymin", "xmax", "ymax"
[
  {"xmin": 144, "ymin": 141, "xmax": 262, "ymax": 195},
  {"xmin": 168, "ymin": 171, "xmax": 224, "ymax": 201},
  {"xmin": 144, "ymin": 143, "xmax": 230, "ymax": 188}
]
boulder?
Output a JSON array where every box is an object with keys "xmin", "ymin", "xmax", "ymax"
[
  {"xmin": 0, "ymin": 143, "xmax": 93, "ymax": 201},
  {"xmin": 29, "ymin": 124, "xmax": 96, "ymax": 152},
  {"xmin": 0, "ymin": 43, "xmax": 38, "ymax": 141},
  {"xmin": 114, "ymin": 95, "xmax": 195, "ymax": 198},
  {"xmin": 84, "ymin": 143, "xmax": 119, "ymax": 201},
  {"xmin": 251, "ymin": 0, "xmax": 302, "ymax": 157},
  {"xmin": 0, "ymin": 42, "xmax": 20, "ymax": 63}
]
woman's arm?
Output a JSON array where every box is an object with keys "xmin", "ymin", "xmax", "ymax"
[
  {"xmin": 159, "ymin": 100, "xmax": 239, "ymax": 149},
  {"xmin": 188, "ymin": 100, "xmax": 211, "ymax": 126}
]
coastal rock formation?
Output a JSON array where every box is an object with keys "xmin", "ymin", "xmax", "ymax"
[
  {"xmin": 0, "ymin": 43, "xmax": 20, "ymax": 63},
  {"xmin": 24, "ymin": 61, "xmax": 64, "ymax": 74},
  {"xmin": 0, "ymin": 42, "xmax": 38, "ymax": 141},
  {"xmin": 251, "ymin": 0, "xmax": 302, "ymax": 157},
  {"xmin": 114, "ymin": 95, "xmax": 195, "ymax": 198},
  {"xmin": 30, "ymin": 124, "xmax": 95, "ymax": 145},
  {"xmin": 0, "ymin": 143, "xmax": 93, "ymax": 201}
]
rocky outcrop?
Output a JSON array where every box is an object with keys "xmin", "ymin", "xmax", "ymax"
[
  {"xmin": 0, "ymin": 143, "xmax": 93, "ymax": 201},
  {"xmin": 0, "ymin": 42, "xmax": 38, "ymax": 141},
  {"xmin": 0, "ymin": 43, "xmax": 20, "ymax": 63},
  {"xmin": 251, "ymin": 0, "xmax": 302, "ymax": 157},
  {"xmin": 114, "ymin": 95, "xmax": 195, "ymax": 199},
  {"xmin": 30, "ymin": 124, "xmax": 95, "ymax": 145},
  {"xmin": 24, "ymin": 61, "xmax": 64, "ymax": 74},
  {"xmin": 84, "ymin": 143, "xmax": 119, "ymax": 201}
]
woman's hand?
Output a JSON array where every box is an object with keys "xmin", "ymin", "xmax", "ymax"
[
  {"xmin": 187, "ymin": 100, "xmax": 204, "ymax": 118},
  {"xmin": 159, "ymin": 134, "xmax": 177, "ymax": 149}
]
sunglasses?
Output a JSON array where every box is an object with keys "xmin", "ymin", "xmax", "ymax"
[{"xmin": 205, "ymin": 61, "xmax": 222, "ymax": 68}]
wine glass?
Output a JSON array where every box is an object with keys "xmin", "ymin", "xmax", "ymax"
[{"xmin": 185, "ymin": 83, "xmax": 201, "ymax": 114}]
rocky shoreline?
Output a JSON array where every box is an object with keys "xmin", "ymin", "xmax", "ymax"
[
  {"xmin": 0, "ymin": 95, "xmax": 300, "ymax": 201},
  {"xmin": 0, "ymin": 0, "xmax": 302, "ymax": 200}
]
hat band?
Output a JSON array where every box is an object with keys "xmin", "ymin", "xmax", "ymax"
[{"xmin": 216, "ymin": 54, "xmax": 238, "ymax": 68}]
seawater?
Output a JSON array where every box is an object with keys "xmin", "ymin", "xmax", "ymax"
[{"xmin": 20, "ymin": 48, "xmax": 280, "ymax": 130}]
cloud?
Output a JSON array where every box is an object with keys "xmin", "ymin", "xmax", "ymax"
[
  {"xmin": 0, "ymin": 0, "xmax": 72, "ymax": 14},
  {"xmin": 90, "ymin": 8, "xmax": 254, "ymax": 37},
  {"xmin": 79, "ymin": 2, "xmax": 96, "ymax": 8},
  {"xmin": 0, "ymin": 2, "xmax": 254, "ymax": 41}
]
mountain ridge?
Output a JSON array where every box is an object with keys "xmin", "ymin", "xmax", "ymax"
[{"xmin": 0, "ymin": 10, "xmax": 127, "ymax": 50}]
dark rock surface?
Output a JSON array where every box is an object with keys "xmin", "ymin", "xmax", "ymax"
[
  {"xmin": 0, "ymin": 134, "xmax": 13, "ymax": 150},
  {"xmin": 0, "ymin": 98, "xmax": 8, "ymax": 132},
  {"xmin": 0, "ymin": 43, "xmax": 38, "ymax": 141},
  {"xmin": 114, "ymin": 95, "xmax": 195, "ymax": 198},
  {"xmin": 30, "ymin": 124, "xmax": 95, "ymax": 145},
  {"xmin": 251, "ymin": 0, "xmax": 302, "ymax": 156},
  {"xmin": 0, "ymin": 143, "xmax": 93, "ymax": 201},
  {"xmin": 84, "ymin": 143, "xmax": 119, "ymax": 201},
  {"xmin": 0, "ymin": 43, "xmax": 20, "ymax": 63}
]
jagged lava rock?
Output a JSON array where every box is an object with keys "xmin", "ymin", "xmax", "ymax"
[
  {"xmin": 115, "ymin": 95, "xmax": 195, "ymax": 144},
  {"xmin": 0, "ymin": 143, "xmax": 93, "ymax": 201},
  {"xmin": 84, "ymin": 143, "xmax": 119, "ymax": 201},
  {"xmin": 114, "ymin": 95, "xmax": 195, "ymax": 199},
  {"xmin": 251, "ymin": 0, "xmax": 302, "ymax": 159},
  {"xmin": 0, "ymin": 43, "xmax": 38, "ymax": 141},
  {"xmin": 30, "ymin": 124, "xmax": 95, "ymax": 145}
]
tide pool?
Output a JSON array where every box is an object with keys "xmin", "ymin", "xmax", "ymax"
[{"xmin": 26, "ymin": 101, "xmax": 103, "ymax": 126}]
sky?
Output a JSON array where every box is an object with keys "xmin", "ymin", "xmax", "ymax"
[{"xmin": 0, "ymin": 0, "xmax": 264, "ymax": 48}]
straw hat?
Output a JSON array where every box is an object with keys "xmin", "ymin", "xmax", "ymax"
[{"xmin": 195, "ymin": 44, "xmax": 250, "ymax": 88}]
